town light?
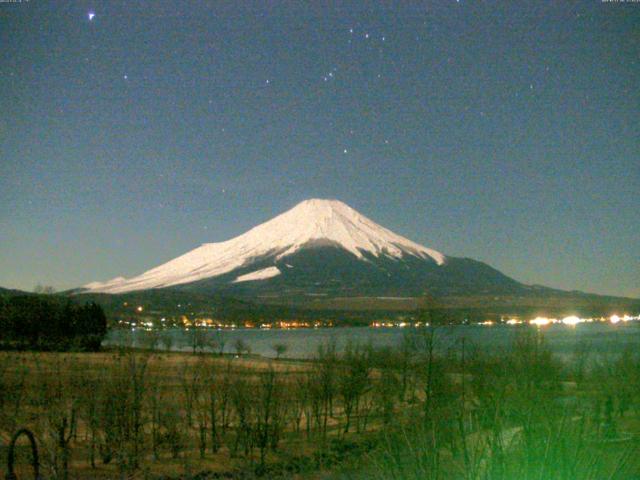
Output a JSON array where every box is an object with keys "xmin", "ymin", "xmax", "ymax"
[
  {"xmin": 561, "ymin": 316, "xmax": 582, "ymax": 326},
  {"xmin": 530, "ymin": 317, "xmax": 553, "ymax": 326}
]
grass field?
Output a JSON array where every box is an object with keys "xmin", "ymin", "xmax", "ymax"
[{"xmin": 1, "ymin": 328, "xmax": 639, "ymax": 479}]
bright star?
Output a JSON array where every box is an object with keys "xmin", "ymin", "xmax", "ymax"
[{"xmin": 88, "ymin": 12, "xmax": 95, "ymax": 21}]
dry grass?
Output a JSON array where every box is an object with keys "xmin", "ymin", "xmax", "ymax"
[{"xmin": 0, "ymin": 349, "xmax": 368, "ymax": 479}]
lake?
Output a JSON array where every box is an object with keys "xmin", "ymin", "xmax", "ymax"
[{"xmin": 104, "ymin": 322, "xmax": 640, "ymax": 360}]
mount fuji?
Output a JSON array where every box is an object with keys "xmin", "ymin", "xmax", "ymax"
[{"xmin": 82, "ymin": 199, "xmax": 529, "ymax": 301}]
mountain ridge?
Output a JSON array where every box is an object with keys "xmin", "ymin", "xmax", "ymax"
[
  {"xmin": 83, "ymin": 199, "xmax": 446, "ymax": 294},
  {"xmin": 77, "ymin": 199, "xmax": 639, "ymax": 313}
]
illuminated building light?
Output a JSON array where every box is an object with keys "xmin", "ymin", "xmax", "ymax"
[
  {"xmin": 530, "ymin": 317, "xmax": 554, "ymax": 326},
  {"xmin": 610, "ymin": 315, "xmax": 621, "ymax": 324},
  {"xmin": 561, "ymin": 316, "xmax": 583, "ymax": 326}
]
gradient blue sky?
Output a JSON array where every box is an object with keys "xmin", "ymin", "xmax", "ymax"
[{"xmin": 1, "ymin": 1, "xmax": 638, "ymax": 297}]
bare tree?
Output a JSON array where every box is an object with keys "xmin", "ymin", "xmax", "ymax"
[
  {"xmin": 77, "ymin": 370, "xmax": 102, "ymax": 469},
  {"xmin": 148, "ymin": 377, "xmax": 162, "ymax": 461},
  {"xmin": 159, "ymin": 401, "xmax": 184, "ymax": 459},
  {"xmin": 233, "ymin": 338, "xmax": 251, "ymax": 357},
  {"xmin": 98, "ymin": 352, "xmax": 150, "ymax": 475},
  {"xmin": 214, "ymin": 329, "xmax": 227, "ymax": 356},
  {"xmin": 160, "ymin": 330, "xmax": 174, "ymax": 352},
  {"xmin": 192, "ymin": 360, "xmax": 209, "ymax": 458},
  {"xmin": 254, "ymin": 368, "xmax": 277, "ymax": 467},
  {"xmin": 230, "ymin": 375, "xmax": 253, "ymax": 457},
  {"xmin": 189, "ymin": 327, "xmax": 208, "ymax": 354},
  {"xmin": 141, "ymin": 330, "xmax": 159, "ymax": 351},
  {"xmin": 43, "ymin": 366, "xmax": 77, "ymax": 480},
  {"xmin": 179, "ymin": 360, "xmax": 200, "ymax": 429},
  {"xmin": 271, "ymin": 343, "xmax": 288, "ymax": 360},
  {"xmin": 312, "ymin": 340, "xmax": 337, "ymax": 440},
  {"xmin": 291, "ymin": 373, "xmax": 310, "ymax": 435},
  {"xmin": 338, "ymin": 342, "xmax": 372, "ymax": 433},
  {"xmin": 204, "ymin": 362, "xmax": 222, "ymax": 453}
]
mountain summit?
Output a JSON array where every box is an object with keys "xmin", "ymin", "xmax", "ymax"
[
  {"xmin": 78, "ymin": 199, "xmax": 638, "ymax": 311},
  {"xmin": 84, "ymin": 199, "xmax": 447, "ymax": 294}
]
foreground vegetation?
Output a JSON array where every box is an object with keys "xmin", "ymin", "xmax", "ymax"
[{"xmin": 1, "ymin": 328, "xmax": 639, "ymax": 479}]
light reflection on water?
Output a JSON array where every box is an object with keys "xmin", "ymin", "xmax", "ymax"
[{"xmin": 104, "ymin": 323, "xmax": 640, "ymax": 360}]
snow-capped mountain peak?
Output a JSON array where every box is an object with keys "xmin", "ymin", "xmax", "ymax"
[
  {"xmin": 83, "ymin": 199, "xmax": 445, "ymax": 293},
  {"xmin": 258, "ymin": 198, "xmax": 444, "ymax": 262}
]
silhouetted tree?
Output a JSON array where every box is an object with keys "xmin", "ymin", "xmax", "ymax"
[
  {"xmin": 0, "ymin": 295, "xmax": 107, "ymax": 351},
  {"xmin": 271, "ymin": 343, "xmax": 288, "ymax": 360}
]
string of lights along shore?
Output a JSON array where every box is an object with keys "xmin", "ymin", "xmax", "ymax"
[{"xmin": 0, "ymin": 2, "xmax": 638, "ymax": 300}]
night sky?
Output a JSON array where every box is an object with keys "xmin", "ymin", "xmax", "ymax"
[{"xmin": 1, "ymin": 1, "xmax": 638, "ymax": 297}]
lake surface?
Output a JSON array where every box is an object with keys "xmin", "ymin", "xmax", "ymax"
[{"xmin": 104, "ymin": 322, "xmax": 640, "ymax": 360}]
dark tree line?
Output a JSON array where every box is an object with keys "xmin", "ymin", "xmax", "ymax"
[{"xmin": 0, "ymin": 295, "xmax": 107, "ymax": 351}]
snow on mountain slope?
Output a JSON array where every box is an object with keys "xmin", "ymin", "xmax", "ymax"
[
  {"xmin": 232, "ymin": 266, "xmax": 281, "ymax": 283},
  {"xmin": 83, "ymin": 199, "xmax": 446, "ymax": 294}
]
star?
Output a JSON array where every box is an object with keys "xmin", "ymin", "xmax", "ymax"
[
  {"xmin": 123, "ymin": 74, "xmax": 128, "ymax": 80},
  {"xmin": 343, "ymin": 149, "xmax": 348, "ymax": 154},
  {"xmin": 88, "ymin": 11, "xmax": 95, "ymax": 21}
]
